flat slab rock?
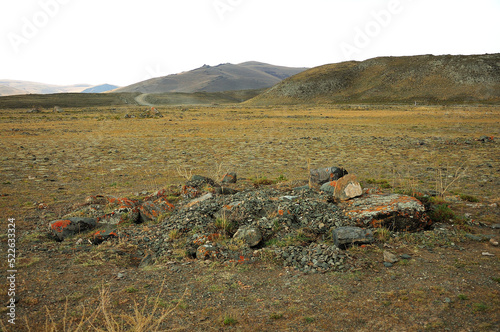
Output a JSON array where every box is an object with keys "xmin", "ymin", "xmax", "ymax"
[
  {"xmin": 49, "ymin": 217, "xmax": 97, "ymax": 241},
  {"xmin": 342, "ymin": 193, "xmax": 432, "ymax": 232},
  {"xmin": 332, "ymin": 226, "xmax": 374, "ymax": 247}
]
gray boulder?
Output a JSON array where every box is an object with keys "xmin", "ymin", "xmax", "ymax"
[
  {"xmin": 221, "ymin": 172, "xmax": 237, "ymax": 183},
  {"xmin": 233, "ymin": 226, "xmax": 262, "ymax": 247},
  {"xmin": 196, "ymin": 244, "xmax": 219, "ymax": 260},
  {"xmin": 332, "ymin": 226, "xmax": 374, "ymax": 247},
  {"xmin": 310, "ymin": 166, "xmax": 348, "ymax": 185}
]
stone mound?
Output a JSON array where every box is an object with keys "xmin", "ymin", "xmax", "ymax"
[{"xmin": 47, "ymin": 171, "xmax": 433, "ymax": 273}]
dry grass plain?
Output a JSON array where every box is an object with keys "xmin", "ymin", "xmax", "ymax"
[{"xmin": 0, "ymin": 104, "xmax": 499, "ymax": 331}]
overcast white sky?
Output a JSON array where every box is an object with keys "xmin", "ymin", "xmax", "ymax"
[{"xmin": 1, "ymin": 0, "xmax": 499, "ymax": 87}]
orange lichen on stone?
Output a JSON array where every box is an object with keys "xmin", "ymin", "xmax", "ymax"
[
  {"xmin": 154, "ymin": 197, "xmax": 174, "ymax": 210},
  {"xmin": 51, "ymin": 220, "xmax": 71, "ymax": 233}
]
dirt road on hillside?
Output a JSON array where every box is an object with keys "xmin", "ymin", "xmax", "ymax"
[{"xmin": 134, "ymin": 93, "xmax": 154, "ymax": 106}]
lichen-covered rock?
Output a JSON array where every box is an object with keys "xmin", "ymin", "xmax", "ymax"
[
  {"xmin": 186, "ymin": 193, "xmax": 213, "ymax": 208},
  {"xmin": 196, "ymin": 244, "xmax": 219, "ymax": 260},
  {"xmin": 49, "ymin": 218, "xmax": 97, "ymax": 241},
  {"xmin": 106, "ymin": 196, "xmax": 139, "ymax": 209},
  {"xmin": 181, "ymin": 176, "xmax": 218, "ymax": 198},
  {"xmin": 333, "ymin": 174, "xmax": 363, "ymax": 201},
  {"xmin": 332, "ymin": 226, "xmax": 374, "ymax": 247},
  {"xmin": 320, "ymin": 181, "xmax": 337, "ymax": 194},
  {"xmin": 310, "ymin": 166, "xmax": 348, "ymax": 185},
  {"xmin": 97, "ymin": 207, "xmax": 139, "ymax": 225},
  {"xmin": 137, "ymin": 202, "xmax": 162, "ymax": 223},
  {"xmin": 221, "ymin": 172, "xmax": 237, "ymax": 183},
  {"xmin": 233, "ymin": 226, "xmax": 262, "ymax": 247},
  {"xmin": 92, "ymin": 229, "xmax": 118, "ymax": 244},
  {"xmin": 343, "ymin": 194, "xmax": 431, "ymax": 231}
]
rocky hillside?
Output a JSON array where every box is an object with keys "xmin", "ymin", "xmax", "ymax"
[
  {"xmin": 247, "ymin": 54, "xmax": 500, "ymax": 105},
  {"xmin": 113, "ymin": 61, "xmax": 308, "ymax": 94}
]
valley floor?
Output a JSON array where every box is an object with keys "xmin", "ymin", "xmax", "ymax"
[{"xmin": 0, "ymin": 104, "xmax": 499, "ymax": 331}]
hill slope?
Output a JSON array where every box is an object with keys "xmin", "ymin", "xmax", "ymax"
[
  {"xmin": 0, "ymin": 84, "xmax": 26, "ymax": 96},
  {"xmin": 113, "ymin": 61, "xmax": 308, "ymax": 93},
  {"xmin": 247, "ymin": 54, "xmax": 500, "ymax": 105}
]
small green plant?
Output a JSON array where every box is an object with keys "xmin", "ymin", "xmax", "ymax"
[
  {"xmin": 429, "ymin": 204, "xmax": 455, "ymax": 223},
  {"xmin": 252, "ymin": 176, "xmax": 274, "ymax": 186},
  {"xmin": 223, "ymin": 315, "xmax": 237, "ymax": 325},
  {"xmin": 214, "ymin": 216, "xmax": 233, "ymax": 234},
  {"xmin": 270, "ymin": 312, "xmax": 283, "ymax": 320},
  {"xmin": 457, "ymin": 294, "xmax": 468, "ymax": 300},
  {"xmin": 365, "ymin": 178, "xmax": 392, "ymax": 188},
  {"xmin": 459, "ymin": 194, "xmax": 479, "ymax": 202},
  {"xmin": 168, "ymin": 229, "xmax": 181, "ymax": 240},
  {"xmin": 304, "ymin": 317, "xmax": 315, "ymax": 323},
  {"xmin": 272, "ymin": 219, "xmax": 282, "ymax": 232},
  {"xmin": 125, "ymin": 286, "xmax": 138, "ymax": 293},
  {"xmin": 295, "ymin": 229, "xmax": 312, "ymax": 243},
  {"xmin": 374, "ymin": 227, "xmax": 391, "ymax": 242},
  {"xmin": 492, "ymin": 277, "xmax": 500, "ymax": 283},
  {"xmin": 473, "ymin": 303, "xmax": 488, "ymax": 312},
  {"xmin": 265, "ymin": 238, "xmax": 279, "ymax": 247},
  {"xmin": 275, "ymin": 174, "xmax": 288, "ymax": 183}
]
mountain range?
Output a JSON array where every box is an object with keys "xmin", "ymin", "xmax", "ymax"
[
  {"xmin": 0, "ymin": 80, "xmax": 119, "ymax": 96},
  {"xmin": 2, "ymin": 54, "xmax": 499, "ymax": 105}
]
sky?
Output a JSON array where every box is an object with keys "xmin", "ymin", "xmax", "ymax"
[{"xmin": 1, "ymin": 0, "xmax": 499, "ymax": 87}]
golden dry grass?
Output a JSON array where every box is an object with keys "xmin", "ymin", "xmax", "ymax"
[{"xmin": 0, "ymin": 104, "xmax": 499, "ymax": 331}]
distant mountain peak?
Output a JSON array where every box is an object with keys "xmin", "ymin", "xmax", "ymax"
[{"xmin": 113, "ymin": 62, "xmax": 308, "ymax": 94}]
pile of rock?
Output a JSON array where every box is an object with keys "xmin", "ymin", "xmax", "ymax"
[
  {"xmin": 47, "ymin": 167, "xmax": 433, "ymax": 271},
  {"xmin": 49, "ymin": 190, "xmax": 174, "ymax": 241},
  {"xmin": 275, "ymin": 243, "xmax": 346, "ymax": 273},
  {"xmin": 139, "ymin": 107, "xmax": 163, "ymax": 118}
]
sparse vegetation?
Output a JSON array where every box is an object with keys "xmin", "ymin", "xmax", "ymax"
[
  {"xmin": 1, "ymin": 102, "xmax": 499, "ymax": 331},
  {"xmin": 214, "ymin": 216, "xmax": 234, "ymax": 234},
  {"xmin": 429, "ymin": 204, "xmax": 456, "ymax": 223},
  {"xmin": 365, "ymin": 178, "xmax": 392, "ymax": 189}
]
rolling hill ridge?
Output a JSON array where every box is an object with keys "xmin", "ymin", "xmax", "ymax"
[
  {"xmin": 247, "ymin": 54, "xmax": 500, "ymax": 105},
  {"xmin": 112, "ymin": 61, "xmax": 308, "ymax": 94}
]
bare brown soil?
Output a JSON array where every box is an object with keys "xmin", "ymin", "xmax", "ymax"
[{"xmin": 0, "ymin": 104, "xmax": 499, "ymax": 331}]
